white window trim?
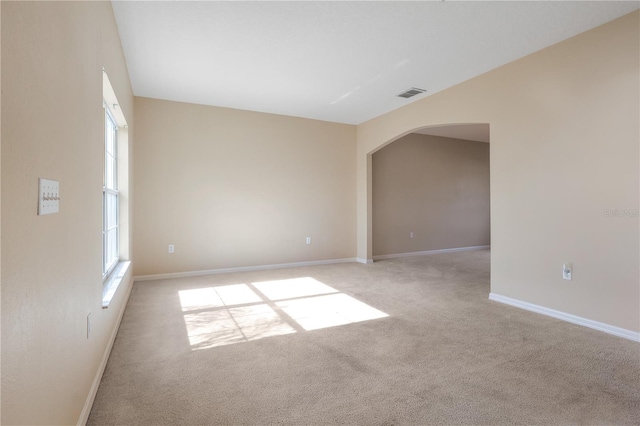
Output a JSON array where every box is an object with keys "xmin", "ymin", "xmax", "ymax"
[
  {"xmin": 102, "ymin": 69, "xmax": 129, "ymax": 308},
  {"xmin": 103, "ymin": 104, "xmax": 120, "ymax": 279}
]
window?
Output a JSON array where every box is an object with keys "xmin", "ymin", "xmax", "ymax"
[
  {"xmin": 103, "ymin": 105, "xmax": 119, "ymax": 276},
  {"xmin": 101, "ymin": 69, "xmax": 130, "ymax": 307}
]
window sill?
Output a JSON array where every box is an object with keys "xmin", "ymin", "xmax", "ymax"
[{"xmin": 102, "ymin": 261, "xmax": 131, "ymax": 309}]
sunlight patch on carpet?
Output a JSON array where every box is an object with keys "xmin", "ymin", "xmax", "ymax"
[
  {"xmin": 276, "ymin": 293, "xmax": 389, "ymax": 331},
  {"xmin": 252, "ymin": 277, "xmax": 337, "ymax": 300},
  {"xmin": 184, "ymin": 304, "xmax": 296, "ymax": 350},
  {"xmin": 179, "ymin": 284, "xmax": 262, "ymax": 312},
  {"xmin": 179, "ymin": 277, "xmax": 388, "ymax": 351}
]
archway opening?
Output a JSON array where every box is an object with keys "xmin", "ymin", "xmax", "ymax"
[{"xmin": 371, "ymin": 123, "xmax": 490, "ymax": 260}]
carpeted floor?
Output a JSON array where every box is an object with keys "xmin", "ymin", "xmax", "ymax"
[{"xmin": 88, "ymin": 249, "xmax": 640, "ymax": 425}]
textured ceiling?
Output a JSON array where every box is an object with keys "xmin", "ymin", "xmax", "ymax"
[{"xmin": 112, "ymin": 1, "xmax": 639, "ymax": 125}]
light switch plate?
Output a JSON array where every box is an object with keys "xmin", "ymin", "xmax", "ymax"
[{"xmin": 38, "ymin": 178, "xmax": 60, "ymax": 215}]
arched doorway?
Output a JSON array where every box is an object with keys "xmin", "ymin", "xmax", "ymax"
[
  {"xmin": 371, "ymin": 124, "xmax": 490, "ymax": 260},
  {"xmin": 356, "ymin": 123, "xmax": 490, "ymax": 263}
]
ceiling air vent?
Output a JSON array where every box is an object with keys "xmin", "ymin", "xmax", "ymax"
[{"xmin": 397, "ymin": 87, "xmax": 426, "ymax": 99}]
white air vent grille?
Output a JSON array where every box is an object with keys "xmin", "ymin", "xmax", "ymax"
[{"xmin": 397, "ymin": 87, "xmax": 426, "ymax": 98}]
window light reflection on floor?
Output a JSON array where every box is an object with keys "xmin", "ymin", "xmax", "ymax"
[
  {"xmin": 179, "ymin": 277, "xmax": 388, "ymax": 351},
  {"xmin": 184, "ymin": 304, "xmax": 296, "ymax": 350},
  {"xmin": 252, "ymin": 277, "xmax": 337, "ymax": 301},
  {"xmin": 276, "ymin": 292, "xmax": 389, "ymax": 331},
  {"xmin": 179, "ymin": 283, "xmax": 262, "ymax": 312}
]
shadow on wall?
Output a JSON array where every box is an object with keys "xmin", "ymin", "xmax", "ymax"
[
  {"xmin": 372, "ymin": 124, "xmax": 491, "ymax": 257},
  {"xmin": 178, "ymin": 277, "xmax": 389, "ymax": 350}
]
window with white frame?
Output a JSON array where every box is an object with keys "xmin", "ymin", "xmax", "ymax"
[
  {"xmin": 103, "ymin": 105, "xmax": 119, "ymax": 276},
  {"xmin": 101, "ymin": 69, "xmax": 130, "ymax": 307}
]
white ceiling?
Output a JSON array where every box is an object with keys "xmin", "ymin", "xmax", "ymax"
[{"xmin": 112, "ymin": 1, "xmax": 639, "ymax": 126}]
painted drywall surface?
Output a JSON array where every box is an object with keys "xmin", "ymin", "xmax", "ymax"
[
  {"xmin": 1, "ymin": 2, "xmax": 134, "ymax": 424},
  {"xmin": 358, "ymin": 12, "xmax": 640, "ymax": 332},
  {"xmin": 133, "ymin": 97, "xmax": 356, "ymax": 276},
  {"xmin": 372, "ymin": 133, "xmax": 490, "ymax": 256}
]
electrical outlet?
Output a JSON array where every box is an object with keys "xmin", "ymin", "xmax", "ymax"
[
  {"xmin": 87, "ymin": 313, "xmax": 92, "ymax": 339},
  {"xmin": 168, "ymin": 244, "xmax": 175, "ymax": 253},
  {"xmin": 562, "ymin": 263, "xmax": 572, "ymax": 280},
  {"xmin": 306, "ymin": 237, "xmax": 311, "ymax": 245},
  {"xmin": 410, "ymin": 231, "xmax": 414, "ymax": 239}
]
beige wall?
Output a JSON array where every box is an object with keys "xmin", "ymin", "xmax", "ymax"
[
  {"xmin": 1, "ymin": 2, "xmax": 134, "ymax": 425},
  {"xmin": 358, "ymin": 12, "xmax": 640, "ymax": 332},
  {"xmin": 133, "ymin": 97, "xmax": 356, "ymax": 276},
  {"xmin": 372, "ymin": 133, "xmax": 490, "ymax": 256}
]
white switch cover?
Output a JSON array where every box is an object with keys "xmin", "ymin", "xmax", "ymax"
[{"xmin": 38, "ymin": 178, "xmax": 60, "ymax": 215}]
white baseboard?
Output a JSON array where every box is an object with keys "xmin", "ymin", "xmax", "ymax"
[
  {"xmin": 373, "ymin": 245, "xmax": 490, "ymax": 261},
  {"xmin": 489, "ymin": 293, "xmax": 640, "ymax": 342},
  {"xmin": 77, "ymin": 278, "xmax": 134, "ymax": 425},
  {"xmin": 134, "ymin": 257, "xmax": 358, "ymax": 282},
  {"xmin": 356, "ymin": 257, "xmax": 373, "ymax": 264}
]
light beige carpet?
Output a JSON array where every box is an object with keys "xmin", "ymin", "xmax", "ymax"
[{"xmin": 88, "ymin": 250, "xmax": 640, "ymax": 425}]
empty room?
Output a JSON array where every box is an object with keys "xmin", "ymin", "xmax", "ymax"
[{"xmin": 1, "ymin": 1, "xmax": 639, "ymax": 425}]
